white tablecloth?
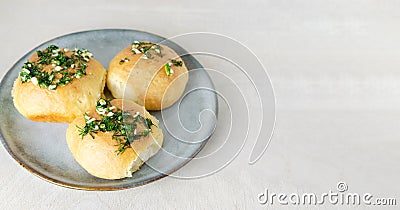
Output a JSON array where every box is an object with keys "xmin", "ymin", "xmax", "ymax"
[{"xmin": 1, "ymin": 0, "xmax": 399, "ymax": 209}]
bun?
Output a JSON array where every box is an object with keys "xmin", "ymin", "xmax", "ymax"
[
  {"xmin": 107, "ymin": 42, "xmax": 188, "ymax": 110},
  {"xmin": 12, "ymin": 46, "xmax": 106, "ymax": 123},
  {"xmin": 66, "ymin": 99, "xmax": 163, "ymax": 180}
]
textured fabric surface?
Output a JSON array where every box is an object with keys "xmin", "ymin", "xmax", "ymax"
[{"xmin": 0, "ymin": 0, "xmax": 399, "ymax": 209}]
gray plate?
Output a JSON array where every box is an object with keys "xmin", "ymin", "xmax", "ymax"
[{"xmin": 0, "ymin": 29, "xmax": 217, "ymax": 190}]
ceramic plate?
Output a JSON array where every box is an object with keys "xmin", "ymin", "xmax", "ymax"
[{"xmin": 0, "ymin": 29, "xmax": 217, "ymax": 190}]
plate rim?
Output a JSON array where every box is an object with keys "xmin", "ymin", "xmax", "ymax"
[{"xmin": 0, "ymin": 28, "xmax": 218, "ymax": 191}]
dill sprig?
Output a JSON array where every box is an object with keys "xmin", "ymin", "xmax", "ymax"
[{"xmin": 77, "ymin": 98, "xmax": 155, "ymax": 155}]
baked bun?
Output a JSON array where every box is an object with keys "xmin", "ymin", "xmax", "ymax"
[
  {"xmin": 66, "ymin": 98, "xmax": 163, "ymax": 180},
  {"xmin": 107, "ymin": 41, "xmax": 188, "ymax": 110},
  {"xmin": 12, "ymin": 45, "xmax": 106, "ymax": 123}
]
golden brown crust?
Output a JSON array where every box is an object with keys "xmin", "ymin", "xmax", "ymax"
[
  {"xmin": 107, "ymin": 44, "xmax": 188, "ymax": 110},
  {"xmin": 12, "ymin": 54, "xmax": 107, "ymax": 123},
  {"xmin": 66, "ymin": 99, "xmax": 163, "ymax": 180}
]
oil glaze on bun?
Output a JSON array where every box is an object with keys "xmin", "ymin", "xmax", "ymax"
[
  {"xmin": 12, "ymin": 45, "xmax": 106, "ymax": 123},
  {"xmin": 107, "ymin": 41, "xmax": 188, "ymax": 110},
  {"xmin": 66, "ymin": 98, "xmax": 163, "ymax": 180}
]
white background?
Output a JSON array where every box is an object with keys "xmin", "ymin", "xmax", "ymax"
[{"xmin": 0, "ymin": 0, "xmax": 399, "ymax": 209}]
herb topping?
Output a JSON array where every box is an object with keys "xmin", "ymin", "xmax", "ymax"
[
  {"xmin": 164, "ymin": 59, "xmax": 183, "ymax": 76},
  {"xmin": 77, "ymin": 98, "xmax": 155, "ymax": 155},
  {"xmin": 19, "ymin": 45, "xmax": 93, "ymax": 89},
  {"xmin": 119, "ymin": 57, "xmax": 130, "ymax": 65},
  {"xmin": 131, "ymin": 41, "xmax": 163, "ymax": 59}
]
